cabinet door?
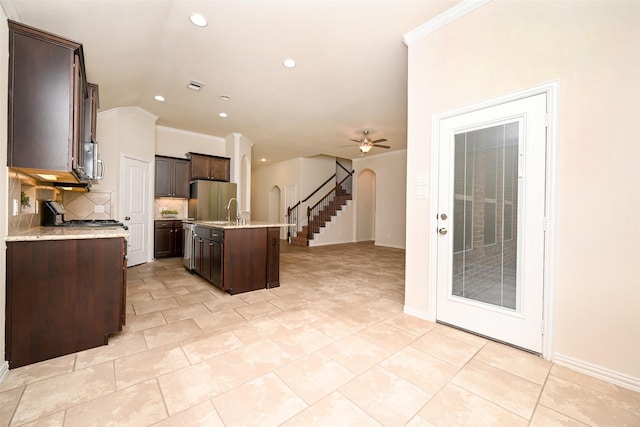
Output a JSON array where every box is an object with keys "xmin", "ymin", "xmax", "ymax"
[
  {"xmin": 8, "ymin": 29, "xmax": 75, "ymax": 172},
  {"xmin": 212, "ymin": 241, "xmax": 223, "ymax": 288},
  {"xmin": 266, "ymin": 227, "xmax": 280, "ymax": 288},
  {"xmin": 211, "ymin": 157, "xmax": 230, "ymax": 181},
  {"xmin": 201, "ymin": 239, "xmax": 213, "ymax": 281},
  {"xmin": 194, "ymin": 237, "xmax": 204, "ymax": 274},
  {"xmin": 173, "ymin": 159, "xmax": 190, "ymax": 198},
  {"xmin": 190, "ymin": 154, "xmax": 211, "ymax": 180},
  {"xmin": 155, "ymin": 157, "xmax": 172, "ymax": 197},
  {"xmin": 173, "ymin": 223, "xmax": 184, "ymax": 257},
  {"xmin": 154, "ymin": 225, "xmax": 173, "ymax": 258}
]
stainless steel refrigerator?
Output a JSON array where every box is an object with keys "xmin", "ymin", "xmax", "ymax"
[{"xmin": 188, "ymin": 180, "xmax": 238, "ymax": 221}]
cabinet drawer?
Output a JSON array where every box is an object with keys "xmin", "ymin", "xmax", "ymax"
[
  {"xmin": 155, "ymin": 220, "xmax": 176, "ymax": 229},
  {"xmin": 210, "ymin": 228, "xmax": 224, "ymax": 243},
  {"xmin": 194, "ymin": 226, "xmax": 224, "ymax": 242}
]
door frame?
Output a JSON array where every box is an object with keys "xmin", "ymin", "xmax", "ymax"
[{"xmin": 428, "ymin": 81, "xmax": 559, "ymax": 360}]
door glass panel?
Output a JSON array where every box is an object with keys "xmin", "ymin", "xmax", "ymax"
[{"xmin": 452, "ymin": 122, "xmax": 519, "ymax": 309}]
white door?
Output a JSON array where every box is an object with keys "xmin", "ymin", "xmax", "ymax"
[
  {"xmin": 436, "ymin": 93, "xmax": 547, "ymax": 353},
  {"xmin": 122, "ymin": 156, "xmax": 150, "ymax": 267}
]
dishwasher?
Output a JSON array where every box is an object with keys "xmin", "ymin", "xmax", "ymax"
[{"xmin": 182, "ymin": 222, "xmax": 195, "ymax": 271}]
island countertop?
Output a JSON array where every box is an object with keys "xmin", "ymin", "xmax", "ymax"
[
  {"xmin": 187, "ymin": 220, "xmax": 293, "ymax": 229},
  {"xmin": 6, "ymin": 226, "xmax": 129, "ymax": 242}
]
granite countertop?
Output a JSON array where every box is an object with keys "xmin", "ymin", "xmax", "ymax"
[
  {"xmin": 6, "ymin": 226, "xmax": 129, "ymax": 242},
  {"xmin": 188, "ymin": 220, "xmax": 293, "ymax": 229}
]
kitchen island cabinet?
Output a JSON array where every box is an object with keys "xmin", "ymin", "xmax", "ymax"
[
  {"xmin": 192, "ymin": 223, "xmax": 284, "ymax": 294},
  {"xmin": 5, "ymin": 234, "xmax": 127, "ymax": 368}
]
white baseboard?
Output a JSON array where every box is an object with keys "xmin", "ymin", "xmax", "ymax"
[
  {"xmin": 403, "ymin": 305, "xmax": 433, "ymax": 322},
  {"xmin": 554, "ymin": 353, "xmax": 640, "ymax": 393},
  {"xmin": 0, "ymin": 361, "xmax": 9, "ymax": 385}
]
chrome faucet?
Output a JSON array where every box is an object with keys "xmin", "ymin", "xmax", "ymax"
[{"xmin": 225, "ymin": 198, "xmax": 239, "ymax": 223}]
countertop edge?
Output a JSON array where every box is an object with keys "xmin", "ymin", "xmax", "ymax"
[{"xmin": 6, "ymin": 227, "xmax": 129, "ymax": 242}]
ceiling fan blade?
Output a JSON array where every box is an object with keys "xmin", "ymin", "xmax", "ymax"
[
  {"xmin": 372, "ymin": 144, "xmax": 390, "ymax": 149},
  {"xmin": 371, "ymin": 138, "xmax": 387, "ymax": 143},
  {"xmin": 349, "ymin": 139, "xmax": 361, "ymax": 143}
]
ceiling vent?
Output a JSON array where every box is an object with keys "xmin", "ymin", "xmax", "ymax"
[{"xmin": 187, "ymin": 80, "xmax": 205, "ymax": 91}]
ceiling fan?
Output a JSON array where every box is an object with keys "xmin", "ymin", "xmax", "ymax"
[{"xmin": 350, "ymin": 130, "xmax": 390, "ymax": 153}]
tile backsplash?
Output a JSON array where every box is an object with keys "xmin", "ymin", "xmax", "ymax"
[
  {"xmin": 62, "ymin": 191, "xmax": 113, "ymax": 220},
  {"xmin": 153, "ymin": 198, "xmax": 188, "ymax": 220}
]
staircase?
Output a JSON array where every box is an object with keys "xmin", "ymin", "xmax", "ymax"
[{"xmin": 290, "ymin": 189, "xmax": 352, "ymax": 246}]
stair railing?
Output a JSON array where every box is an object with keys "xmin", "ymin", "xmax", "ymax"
[
  {"xmin": 287, "ymin": 173, "xmax": 336, "ymax": 241},
  {"xmin": 306, "ymin": 171, "xmax": 353, "ymax": 241}
]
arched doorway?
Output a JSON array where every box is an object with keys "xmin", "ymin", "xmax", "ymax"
[
  {"xmin": 356, "ymin": 169, "xmax": 375, "ymax": 242},
  {"xmin": 269, "ymin": 186, "xmax": 282, "ymax": 236}
]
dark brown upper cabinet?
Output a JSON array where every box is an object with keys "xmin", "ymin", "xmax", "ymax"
[
  {"xmin": 186, "ymin": 152, "xmax": 230, "ymax": 182},
  {"xmin": 7, "ymin": 20, "xmax": 94, "ymax": 184},
  {"xmin": 155, "ymin": 156, "xmax": 190, "ymax": 198}
]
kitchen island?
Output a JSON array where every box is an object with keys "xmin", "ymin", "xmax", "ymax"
[
  {"xmin": 188, "ymin": 220, "xmax": 290, "ymax": 295},
  {"xmin": 5, "ymin": 227, "xmax": 128, "ymax": 368}
]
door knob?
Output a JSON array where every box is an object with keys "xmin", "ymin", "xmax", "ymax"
[
  {"xmin": 124, "ymin": 216, "xmax": 131, "ymax": 220},
  {"xmin": 440, "ymin": 213, "xmax": 448, "ymax": 220},
  {"xmin": 438, "ymin": 227, "xmax": 448, "ymax": 235}
]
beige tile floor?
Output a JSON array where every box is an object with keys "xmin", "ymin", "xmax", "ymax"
[{"xmin": 1, "ymin": 242, "xmax": 639, "ymax": 426}]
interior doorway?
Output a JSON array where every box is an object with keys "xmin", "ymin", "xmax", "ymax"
[
  {"xmin": 121, "ymin": 155, "xmax": 150, "ymax": 267},
  {"xmin": 356, "ymin": 169, "xmax": 376, "ymax": 242}
]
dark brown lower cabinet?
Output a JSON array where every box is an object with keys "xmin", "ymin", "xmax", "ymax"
[
  {"xmin": 154, "ymin": 220, "xmax": 183, "ymax": 259},
  {"xmin": 192, "ymin": 226, "xmax": 280, "ymax": 295},
  {"xmin": 5, "ymin": 237, "xmax": 126, "ymax": 368}
]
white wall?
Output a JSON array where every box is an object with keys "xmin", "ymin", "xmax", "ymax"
[
  {"xmin": 405, "ymin": 0, "xmax": 640, "ymax": 387},
  {"xmin": 97, "ymin": 107, "xmax": 157, "ymax": 263},
  {"xmin": 252, "ymin": 158, "xmax": 302, "ymax": 226},
  {"xmin": 155, "ymin": 125, "xmax": 225, "ymax": 159},
  {"xmin": 354, "ymin": 150, "xmax": 407, "ymax": 249},
  {"xmin": 0, "ymin": 8, "xmax": 9, "ymax": 378}
]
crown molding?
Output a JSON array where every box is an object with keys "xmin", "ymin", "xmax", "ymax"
[
  {"xmin": 402, "ymin": 0, "xmax": 491, "ymax": 46},
  {"xmin": 97, "ymin": 106, "xmax": 158, "ymax": 122},
  {"xmin": 156, "ymin": 125, "xmax": 224, "ymax": 143}
]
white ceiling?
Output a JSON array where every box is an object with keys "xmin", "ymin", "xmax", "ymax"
[{"xmin": 5, "ymin": 0, "xmax": 457, "ymax": 167}]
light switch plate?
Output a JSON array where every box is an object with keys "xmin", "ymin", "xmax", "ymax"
[{"xmin": 12, "ymin": 199, "xmax": 19, "ymax": 216}]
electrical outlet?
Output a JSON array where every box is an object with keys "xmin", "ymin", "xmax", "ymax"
[
  {"xmin": 160, "ymin": 206, "xmax": 167, "ymax": 213},
  {"xmin": 94, "ymin": 205, "xmax": 105, "ymax": 213},
  {"xmin": 12, "ymin": 199, "xmax": 19, "ymax": 216}
]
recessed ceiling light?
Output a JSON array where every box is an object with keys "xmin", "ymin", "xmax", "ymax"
[
  {"xmin": 189, "ymin": 13, "xmax": 207, "ymax": 27},
  {"xmin": 219, "ymin": 95, "xmax": 231, "ymax": 101},
  {"xmin": 282, "ymin": 58, "xmax": 296, "ymax": 68},
  {"xmin": 261, "ymin": 158, "xmax": 267, "ymax": 162},
  {"xmin": 218, "ymin": 112, "xmax": 228, "ymax": 118},
  {"xmin": 154, "ymin": 95, "xmax": 165, "ymax": 102}
]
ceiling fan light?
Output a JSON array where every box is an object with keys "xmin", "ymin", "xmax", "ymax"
[{"xmin": 359, "ymin": 144, "xmax": 372, "ymax": 153}]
